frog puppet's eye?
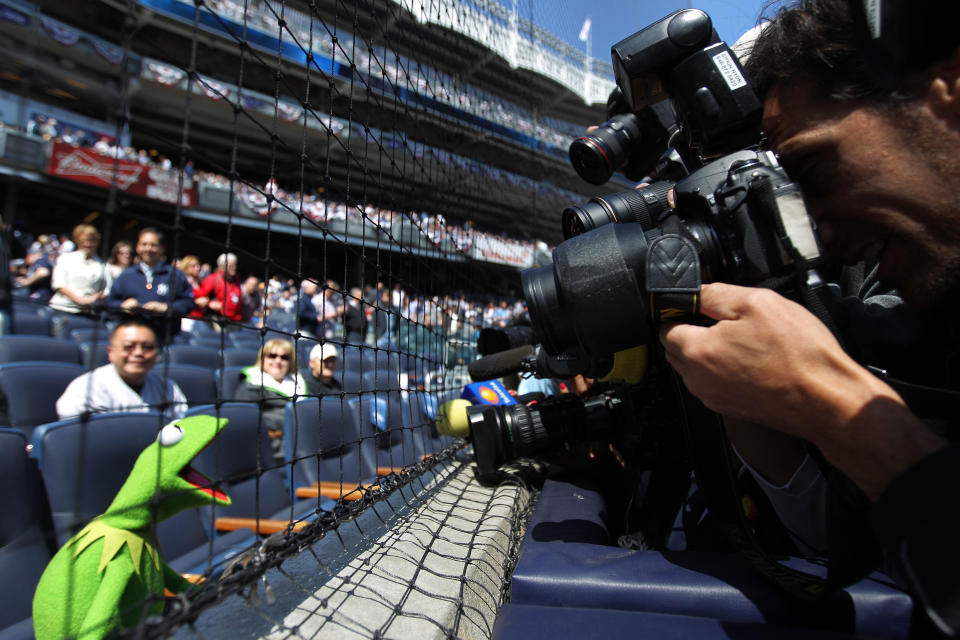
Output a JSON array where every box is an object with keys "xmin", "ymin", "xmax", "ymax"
[{"xmin": 158, "ymin": 423, "xmax": 185, "ymax": 446}]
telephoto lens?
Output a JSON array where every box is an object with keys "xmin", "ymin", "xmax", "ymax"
[
  {"xmin": 568, "ymin": 113, "xmax": 643, "ymax": 186},
  {"xmin": 561, "ymin": 181, "xmax": 673, "ymax": 239}
]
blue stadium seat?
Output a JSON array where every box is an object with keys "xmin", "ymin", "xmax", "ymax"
[
  {"xmin": 49, "ymin": 314, "xmax": 107, "ymax": 340},
  {"xmin": 11, "ymin": 313, "xmax": 50, "ymax": 336},
  {"xmin": 165, "ymin": 344, "xmax": 221, "ymax": 368},
  {"xmin": 0, "ymin": 428, "xmax": 55, "ymax": 634},
  {"xmin": 228, "ymin": 330, "xmax": 263, "ymax": 349},
  {"xmin": 214, "ymin": 366, "xmax": 247, "ymax": 401},
  {"xmin": 221, "ymin": 347, "xmax": 259, "ymax": 368},
  {"xmin": 69, "ymin": 327, "xmax": 112, "ymax": 345},
  {"xmin": 155, "ymin": 364, "xmax": 217, "ymax": 406},
  {"xmin": 189, "ymin": 334, "xmax": 228, "ymax": 349},
  {"xmin": 284, "ymin": 397, "xmax": 375, "ymax": 491},
  {"xmin": 31, "ymin": 412, "xmax": 165, "ymax": 546},
  {"xmin": 340, "ymin": 344, "xmax": 376, "ymax": 373},
  {"xmin": 507, "ymin": 478, "xmax": 914, "ymax": 639},
  {"xmin": 0, "ymin": 362, "xmax": 85, "ymax": 435},
  {"xmin": 186, "ymin": 404, "xmax": 330, "ymax": 531},
  {"xmin": 491, "ymin": 604, "xmax": 863, "ymax": 640},
  {"xmin": 0, "ymin": 336, "xmax": 79, "ymax": 365},
  {"xmin": 78, "ymin": 340, "xmax": 110, "ymax": 369}
]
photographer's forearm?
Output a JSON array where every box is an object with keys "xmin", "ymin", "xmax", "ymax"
[{"xmin": 724, "ymin": 417, "xmax": 807, "ymax": 486}]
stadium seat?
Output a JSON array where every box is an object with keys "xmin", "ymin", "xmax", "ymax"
[
  {"xmin": 214, "ymin": 366, "xmax": 247, "ymax": 401},
  {"xmin": 186, "ymin": 403, "xmax": 330, "ymax": 534},
  {"xmin": 189, "ymin": 334, "xmax": 228, "ymax": 349},
  {"xmin": 165, "ymin": 344, "xmax": 222, "ymax": 368},
  {"xmin": 508, "ymin": 478, "xmax": 914, "ymax": 639},
  {"xmin": 221, "ymin": 347, "xmax": 260, "ymax": 368},
  {"xmin": 340, "ymin": 344, "xmax": 376, "ymax": 373},
  {"xmin": 156, "ymin": 364, "xmax": 218, "ymax": 406},
  {"xmin": 31, "ymin": 412, "xmax": 165, "ymax": 546},
  {"xmin": 68, "ymin": 326, "xmax": 112, "ymax": 345},
  {"xmin": 284, "ymin": 397, "xmax": 375, "ymax": 499},
  {"xmin": 228, "ymin": 330, "xmax": 263, "ymax": 349},
  {"xmin": 10, "ymin": 313, "xmax": 50, "ymax": 336},
  {"xmin": 350, "ymin": 370, "xmax": 421, "ymax": 469},
  {"xmin": 0, "ymin": 428, "xmax": 55, "ymax": 634},
  {"xmin": 0, "ymin": 362, "xmax": 85, "ymax": 435},
  {"xmin": 50, "ymin": 314, "xmax": 107, "ymax": 340},
  {"xmin": 0, "ymin": 336, "xmax": 79, "ymax": 365},
  {"xmin": 78, "ymin": 340, "xmax": 110, "ymax": 369},
  {"xmin": 491, "ymin": 604, "xmax": 864, "ymax": 640}
]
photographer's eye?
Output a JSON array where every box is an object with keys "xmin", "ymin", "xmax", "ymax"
[{"xmin": 158, "ymin": 423, "xmax": 184, "ymax": 446}]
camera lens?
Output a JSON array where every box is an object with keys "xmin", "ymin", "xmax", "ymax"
[
  {"xmin": 569, "ymin": 113, "xmax": 643, "ymax": 185},
  {"xmin": 561, "ymin": 181, "xmax": 673, "ymax": 239},
  {"xmin": 523, "ymin": 223, "xmax": 655, "ymax": 356}
]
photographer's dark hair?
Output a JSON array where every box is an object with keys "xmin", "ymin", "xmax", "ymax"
[{"xmin": 747, "ymin": 0, "xmax": 960, "ymax": 103}]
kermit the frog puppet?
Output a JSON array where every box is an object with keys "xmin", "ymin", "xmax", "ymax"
[{"xmin": 33, "ymin": 415, "xmax": 231, "ymax": 640}]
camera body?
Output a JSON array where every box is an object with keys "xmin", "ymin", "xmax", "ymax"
[{"xmin": 525, "ymin": 149, "xmax": 820, "ymax": 359}]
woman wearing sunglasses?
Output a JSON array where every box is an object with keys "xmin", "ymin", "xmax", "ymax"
[{"xmin": 236, "ymin": 338, "xmax": 307, "ymax": 462}]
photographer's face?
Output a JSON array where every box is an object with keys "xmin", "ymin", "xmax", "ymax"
[{"xmin": 763, "ymin": 76, "xmax": 960, "ymax": 308}]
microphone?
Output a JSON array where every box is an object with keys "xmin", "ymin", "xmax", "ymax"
[{"xmin": 467, "ymin": 345, "xmax": 536, "ymax": 382}]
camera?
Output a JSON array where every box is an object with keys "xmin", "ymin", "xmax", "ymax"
[
  {"xmin": 561, "ymin": 180, "xmax": 673, "ymax": 239},
  {"xmin": 526, "ymin": 149, "xmax": 821, "ymax": 358},
  {"xmin": 524, "ymin": 8, "xmax": 822, "ymax": 361},
  {"xmin": 468, "ymin": 382, "xmax": 682, "ymax": 480},
  {"xmin": 568, "ymin": 90, "xmax": 677, "ymax": 186}
]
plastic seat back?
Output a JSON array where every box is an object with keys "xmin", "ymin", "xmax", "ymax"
[
  {"xmin": 221, "ymin": 347, "xmax": 259, "ymax": 368},
  {"xmin": 31, "ymin": 412, "xmax": 165, "ymax": 546},
  {"xmin": 0, "ymin": 336, "xmax": 79, "ymax": 364},
  {"xmin": 11, "ymin": 313, "xmax": 51, "ymax": 336},
  {"xmin": 0, "ymin": 428, "xmax": 55, "ymax": 630},
  {"xmin": 0, "ymin": 362, "xmax": 85, "ymax": 435},
  {"xmin": 156, "ymin": 364, "xmax": 217, "ymax": 406},
  {"xmin": 165, "ymin": 344, "xmax": 221, "ymax": 368},
  {"xmin": 186, "ymin": 403, "xmax": 290, "ymax": 523},
  {"xmin": 285, "ymin": 397, "xmax": 373, "ymax": 488}
]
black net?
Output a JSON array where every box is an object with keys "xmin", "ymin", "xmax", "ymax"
[{"xmin": 1, "ymin": 0, "xmax": 610, "ymax": 637}]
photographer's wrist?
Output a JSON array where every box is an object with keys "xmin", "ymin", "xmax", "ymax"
[{"xmin": 807, "ymin": 363, "xmax": 948, "ymax": 500}]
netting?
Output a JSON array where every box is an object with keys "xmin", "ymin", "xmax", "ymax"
[{"xmin": 1, "ymin": 0, "xmax": 606, "ymax": 637}]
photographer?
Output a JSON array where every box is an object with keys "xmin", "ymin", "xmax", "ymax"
[{"xmin": 659, "ymin": 0, "xmax": 960, "ymax": 633}]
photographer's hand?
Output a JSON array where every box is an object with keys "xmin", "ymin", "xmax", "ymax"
[{"xmin": 659, "ymin": 282, "xmax": 947, "ymax": 500}]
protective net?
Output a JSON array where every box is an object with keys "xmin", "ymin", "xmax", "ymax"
[{"xmin": 1, "ymin": 0, "xmax": 609, "ymax": 637}]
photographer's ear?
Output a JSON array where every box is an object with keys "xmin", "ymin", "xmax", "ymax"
[{"xmin": 927, "ymin": 47, "xmax": 960, "ymax": 117}]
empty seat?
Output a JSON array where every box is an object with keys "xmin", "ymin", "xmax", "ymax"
[
  {"xmin": 165, "ymin": 344, "xmax": 222, "ymax": 368},
  {"xmin": 0, "ymin": 362, "xmax": 85, "ymax": 435},
  {"xmin": 11, "ymin": 313, "xmax": 50, "ymax": 336},
  {"xmin": 0, "ymin": 428, "xmax": 55, "ymax": 633},
  {"xmin": 31, "ymin": 412, "xmax": 165, "ymax": 545},
  {"xmin": 189, "ymin": 334, "xmax": 228, "ymax": 349},
  {"xmin": 214, "ymin": 366, "xmax": 247, "ymax": 401},
  {"xmin": 68, "ymin": 327, "xmax": 112, "ymax": 345},
  {"xmin": 0, "ymin": 336, "xmax": 79, "ymax": 365},
  {"xmin": 221, "ymin": 347, "xmax": 259, "ymax": 368},
  {"xmin": 156, "ymin": 364, "xmax": 217, "ymax": 406},
  {"xmin": 285, "ymin": 397, "xmax": 374, "ymax": 491},
  {"xmin": 186, "ymin": 404, "xmax": 329, "ymax": 531},
  {"xmin": 78, "ymin": 340, "xmax": 110, "ymax": 369},
  {"xmin": 50, "ymin": 314, "xmax": 107, "ymax": 340}
]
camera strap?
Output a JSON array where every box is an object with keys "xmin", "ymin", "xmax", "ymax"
[
  {"xmin": 672, "ymin": 376, "xmax": 860, "ymax": 629},
  {"xmin": 645, "ymin": 234, "xmax": 702, "ymax": 324}
]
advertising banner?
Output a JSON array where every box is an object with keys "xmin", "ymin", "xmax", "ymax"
[{"xmin": 47, "ymin": 142, "xmax": 196, "ymax": 207}]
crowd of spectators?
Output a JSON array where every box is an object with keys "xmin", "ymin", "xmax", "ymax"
[
  {"xmin": 23, "ymin": 113, "xmax": 554, "ymax": 267},
  {"xmin": 11, "ymin": 221, "xmax": 527, "ymax": 353},
  {"xmin": 204, "ymin": 0, "xmax": 585, "ymax": 149}
]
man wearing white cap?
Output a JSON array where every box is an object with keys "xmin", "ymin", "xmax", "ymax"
[{"xmin": 305, "ymin": 343, "xmax": 342, "ymax": 396}]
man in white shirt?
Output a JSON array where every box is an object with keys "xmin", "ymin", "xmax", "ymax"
[{"xmin": 56, "ymin": 318, "xmax": 187, "ymax": 421}]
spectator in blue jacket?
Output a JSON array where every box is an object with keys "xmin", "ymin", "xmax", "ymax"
[{"xmin": 107, "ymin": 228, "xmax": 194, "ymax": 343}]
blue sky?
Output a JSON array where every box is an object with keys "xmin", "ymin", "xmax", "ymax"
[{"xmin": 520, "ymin": 0, "xmax": 775, "ymax": 59}]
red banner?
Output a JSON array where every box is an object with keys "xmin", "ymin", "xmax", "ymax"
[{"xmin": 47, "ymin": 142, "xmax": 196, "ymax": 207}]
